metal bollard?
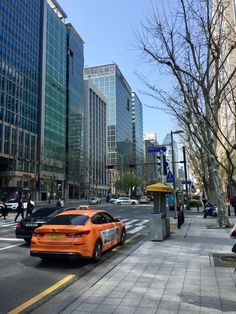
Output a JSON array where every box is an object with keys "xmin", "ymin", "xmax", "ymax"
[{"xmin": 177, "ymin": 212, "xmax": 181, "ymax": 229}]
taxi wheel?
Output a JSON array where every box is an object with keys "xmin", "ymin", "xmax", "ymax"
[
  {"xmin": 92, "ymin": 239, "xmax": 103, "ymax": 263},
  {"xmin": 119, "ymin": 229, "xmax": 126, "ymax": 246}
]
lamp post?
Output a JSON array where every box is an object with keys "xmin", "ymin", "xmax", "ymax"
[
  {"xmin": 170, "ymin": 130, "xmax": 184, "ymax": 220},
  {"xmin": 182, "ymin": 146, "xmax": 189, "ymax": 210}
]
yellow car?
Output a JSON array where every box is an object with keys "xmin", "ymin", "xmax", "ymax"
[{"xmin": 30, "ymin": 209, "xmax": 126, "ymax": 262}]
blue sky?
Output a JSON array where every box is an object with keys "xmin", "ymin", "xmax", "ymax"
[{"xmin": 58, "ymin": 0, "xmax": 176, "ymax": 143}]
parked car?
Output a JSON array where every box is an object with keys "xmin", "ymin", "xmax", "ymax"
[
  {"xmin": 109, "ymin": 195, "xmax": 119, "ymax": 203},
  {"xmin": 30, "ymin": 209, "xmax": 126, "ymax": 262},
  {"xmin": 6, "ymin": 199, "xmax": 35, "ymax": 211},
  {"xmin": 88, "ymin": 197, "xmax": 101, "ymax": 205},
  {"xmin": 15, "ymin": 206, "xmax": 78, "ymax": 244},
  {"xmin": 138, "ymin": 196, "xmax": 151, "ymax": 204},
  {"xmin": 113, "ymin": 197, "xmax": 139, "ymax": 205}
]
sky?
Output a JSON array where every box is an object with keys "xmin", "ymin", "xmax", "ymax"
[{"xmin": 58, "ymin": 0, "xmax": 176, "ymax": 143}]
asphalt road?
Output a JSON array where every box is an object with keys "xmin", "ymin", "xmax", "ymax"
[{"xmin": 0, "ymin": 203, "xmax": 152, "ymax": 313}]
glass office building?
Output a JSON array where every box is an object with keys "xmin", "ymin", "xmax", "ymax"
[
  {"xmin": 0, "ymin": 0, "xmax": 41, "ymax": 198},
  {"xmin": 39, "ymin": 1, "xmax": 67, "ymax": 199},
  {"xmin": 132, "ymin": 92, "xmax": 144, "ymax": 177},
  {"xmin": 84, "ymin": 64, "xmax": 133, "ymax": 172},
  {"xmin": 66, "ymin": 23, "xmax": 84, "ymax": 198}
]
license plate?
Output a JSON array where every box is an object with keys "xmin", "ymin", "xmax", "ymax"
[
  {"xmin": 45, "ymin": 233, "xmax": 65, "ymax": 240},
  {"xmin": 26, "ymin": 222, "xmax": 38, "ymax": 227}
]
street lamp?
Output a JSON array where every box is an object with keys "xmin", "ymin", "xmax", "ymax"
[{"xmin": 170, "ymin": 130, "xmax": 184, "ymax": 219}]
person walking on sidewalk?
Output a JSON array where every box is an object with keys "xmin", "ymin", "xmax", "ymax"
[
  {"xmin": 0, "ymin": 199, "xmax": 8, "ymax": 219},
  {"xmin": 26, "ymin": 198, "xmax": 34, "ymax": 217},
  {"xmin": 14, "ymin": 198, "xmax": 24, "ymax": 222},
  {"xmin": 232, "ymin": 196, "xmax": 236, "ymax": 216}
]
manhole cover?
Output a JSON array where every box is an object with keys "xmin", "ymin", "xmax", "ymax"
[{"xmin": 212, "ymin": 253, "xmax": 236, "ymax": 268}]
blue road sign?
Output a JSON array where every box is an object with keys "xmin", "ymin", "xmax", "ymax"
[
  {"xmin": 148, "ymin": 146, "xmax": 167, "ymax": 153},
  {"xmin": 166, "ymin": 170, "xmax": 174, "ymax": 183}
]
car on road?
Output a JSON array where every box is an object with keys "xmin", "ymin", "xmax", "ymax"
[
  {"xmin": 15, "ymin": 206, "xmax": 78, "ymax": 244},
  {"xmin": 113, "ymin": 197, "xmax": 139, "ymax": 205},
  {"xmin": 88, "ymin": 197, "xmax": 101, "ymax": 205},
  {"xmin": 79, "ymin": 205, "xmax": 94, "ymax": 210},
  {"xmin": 109, "ymin": 195, "xmax": 119, "ymax": 203},
  {"xmin": 6, "ymin": 199, "xmax": 35, "ymax": 211},
  {"xmin": 30, "ymin": 209, "xmax": 126, "ymax": 262},
  {"xmin": 138, "ymin": 196, "xmax": 151, "ymax": 204}
]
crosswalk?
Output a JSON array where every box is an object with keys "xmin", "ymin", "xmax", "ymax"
[{"xmin": 0, "ymin": 217, "xmax": 149, "ymax": 234}]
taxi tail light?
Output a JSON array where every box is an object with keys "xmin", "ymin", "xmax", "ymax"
[
  {"xmin": 33, "ymin": 230, "xmax": 44, "ymax": 238},
  {"xmin": 66, "ymin": 230, "xmax": 90, "ymax": 238}
]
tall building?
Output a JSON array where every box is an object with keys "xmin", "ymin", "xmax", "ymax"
[
  {"xmin": 39, "ymin": 0, "xmax": 68, "ymax": 201},
  {"xmin": 66, "ymin": 23, "xmax": 84, "ymax": 199},
  {"xmin": 143, "ymin": 132, "xmax": 159, "ymax": 183},
  {"xmin": 0, "ymin": 0, "xmax": 42, "ymax": 199},
  {"xmin": 132, "ymin": 92, "xmax": 144, "ymax": 177},
  {"xmin": 83, "ymin": 80, "xmax": 107, "ymax": 197},
  {"xmin": 84, "ymin": 64, "xmax": 133, "ymax": 175}
]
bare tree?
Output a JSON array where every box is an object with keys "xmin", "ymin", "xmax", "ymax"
[{"xmin": 136, "ymin": 0, "xmax": 236, "ymax": 227}]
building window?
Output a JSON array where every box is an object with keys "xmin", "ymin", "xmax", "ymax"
[{"xmin": 127, "ymin": 98, "xmax": 130, "ymax": 111}]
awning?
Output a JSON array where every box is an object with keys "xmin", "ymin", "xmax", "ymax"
[{"xmin": 146, "ymin": 183, "xmax": 173, "ymax": 193}]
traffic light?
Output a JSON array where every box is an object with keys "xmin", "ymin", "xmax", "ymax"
[{"xmin": 162, "ymin": 154, "xmax": 168, "ymax": 175}]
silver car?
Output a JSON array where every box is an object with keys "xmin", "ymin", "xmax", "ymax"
[{"xmin": 113, "ymin": 197, "xmax": 139, "ymax": 205}]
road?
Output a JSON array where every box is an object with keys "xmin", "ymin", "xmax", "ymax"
[{"xmin": 0, "ymin": 202, "xmax": 152, "ymax": 313}]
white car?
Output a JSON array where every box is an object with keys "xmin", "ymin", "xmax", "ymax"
[
  {"xmin": 6, "ymin": 199, "xmax": 35, "ymax": 211},
  {"xmin": 113, "ymin": 197, "xmax": 139, "ymax": 205}
]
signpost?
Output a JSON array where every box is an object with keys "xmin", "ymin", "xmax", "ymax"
[
  {"xmin": 148, "ymin": 146, "xmax": 167, "ymax": 153},
  {"xmin": 166, "ymin": 170, "xmax": 174, "ymax": 183}
]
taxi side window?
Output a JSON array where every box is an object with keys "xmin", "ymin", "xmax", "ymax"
[
  {"xmin": 102, "ymin": 213, "xmax": 115, "ymax": 223},
  {"xmin": 91, "ymin": 213, "xmax": 103, "ymax": 224}
]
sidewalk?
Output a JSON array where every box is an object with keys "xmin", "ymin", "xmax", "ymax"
[{"xmin": 29, "ymin": 214, "xmax": 236, "ymax": 314}]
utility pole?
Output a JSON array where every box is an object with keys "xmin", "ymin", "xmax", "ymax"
[{"xmin": 183, "ymin": 146, "xmax": 189, "ymax": 210}]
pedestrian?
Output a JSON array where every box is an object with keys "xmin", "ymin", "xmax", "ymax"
[
  {"xmin": 14, "ymin": 198, "xmax": 24, "ymax": 222},
  {"xmin": 0, "ymin": 199, "xmax": 8, "ymax": 219},
  {"xmin": 26, "ymin": 198, "xmax": 34, "ymax": 217},
  {"xmin": 60, "ymin": 198, "xmax": 65, "ymax": 207},
  {"xmin": 232, "ymin": 196, "xmax": 236, "ymax": 216},
  {"xmin": 56, "ymin": 198, "xmax": 61, "ymax": 207}
]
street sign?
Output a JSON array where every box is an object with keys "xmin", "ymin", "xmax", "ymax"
[
  {"xmin": 166, "ymin": 170, "xmax": 174, "ymax": 183},
  {"xmin": 148, "ymin": 146, "xmax": 167, "ymax": 153}
]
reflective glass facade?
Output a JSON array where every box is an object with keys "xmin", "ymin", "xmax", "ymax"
[
  {"xmin": 132, "ymin": 92, "xmax": 144, "ymax": 176},
  {"xmin": 0, "ymin": 0, "xmax": 41, "ymax": 194},
  {"xmin": 66, "ymin": 23, "xmax": 84, "ymax": 198},
  {"xmin": 43, "ymin": 3, "xmax": 67, "ymax": 174},
  {"xmin": 84, "ymin": 64, "xmax": 133, "ymax": 169}
]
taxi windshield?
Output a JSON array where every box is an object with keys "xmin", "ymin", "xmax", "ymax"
[{"xmin": 47, "ymin": 214, "xmax": 89, "ymax": 226}]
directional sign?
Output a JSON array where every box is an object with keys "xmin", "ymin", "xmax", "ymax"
[
  {"xmin": 148, "ymin": 146, "xmax": 167, "ymax": 153},
  {"xmin": 166, "ymin": 170, "xmax": 174, "ymax": 183}
]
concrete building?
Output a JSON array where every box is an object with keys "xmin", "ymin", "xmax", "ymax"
[
  {"xmin": 83, "ymin": 80, "xmax": 107, "ymax": 197},
  {"xmin": 143, "ymin": 132, "xmax": 159, "ymax": 184}
]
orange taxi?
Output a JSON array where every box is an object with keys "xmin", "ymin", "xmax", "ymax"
[{"xmin": 30, "ymin": 209, "xmax": 126, "ymax": 262}]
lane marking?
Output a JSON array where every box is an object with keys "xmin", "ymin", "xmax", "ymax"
[
  {"xmin": 128, "ymin": 226, "xmax": 145, "ymax": 234},
  {"xmin": 8, "ymin": 274, "xmax": 76, "ymax": 314},
  {"xmin": 124, "ymin": 219, "xmax": 139, "ymax": 225},
  {"xmin": 112, "ymin": 233, "xmax": 140, "ymax": 252},
  {"xmin": 0, "ymin": 238, "xmax": 23, "ymax": 242},
  {"xmin": 0, "ymin": 243, "xmax": 22, "ymax": 251}
]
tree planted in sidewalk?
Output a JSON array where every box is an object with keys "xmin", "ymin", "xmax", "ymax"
[{"xmin": 135, "ymin": 0, "xmax": 236, "ymax": 227}]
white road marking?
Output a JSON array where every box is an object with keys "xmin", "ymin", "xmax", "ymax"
[
  {"xmin": 0, "ymin": 243, "xmax": 23, "ymax": 251},
  {"xmin": 127, "ymin": 226, "xmax": 145, "ymax": 234},
  {"xmin": 136, "ymin": 220, "xmax": 149, "ymax": 226},
  {"xmin": 0, "ymin": 238, "xmax": 23, "ymax": 242},
  {"xmin": 124, "ymin": 219, "xmax": 139, "ymax": 225}
]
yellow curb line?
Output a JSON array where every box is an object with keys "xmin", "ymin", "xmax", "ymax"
[
  {"xmin": 8, "ymin": 274, "xmax": 76, "ymax": 314},
  {"xmin": 112, "ymin": 233, "xmax": 140, "ymax": 251}
]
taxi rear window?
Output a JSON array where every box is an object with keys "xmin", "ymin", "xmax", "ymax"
[{"xmin": 47, "ymin": 214, "xmax": 89, "ymax": 225}]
